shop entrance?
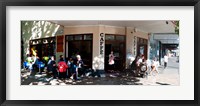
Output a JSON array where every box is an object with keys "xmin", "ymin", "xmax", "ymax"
[
  {"xmin": 105, "ymin": 35, "xmax": 126, "ymax": 72},
  {"xmin": 137, "ymin": 37, "xmax": 148, "ymax": 59},
  {"xmin": 65, "ymin": 34, "xmax": 93, "ymax": 68}
]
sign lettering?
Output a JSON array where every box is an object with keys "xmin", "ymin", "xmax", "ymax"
[{"xmin": 100, "ymin": 33, "xmax": 104, "ymax": 55}]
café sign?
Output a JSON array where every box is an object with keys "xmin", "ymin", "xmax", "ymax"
[{"xmin": 100, "ymin": 33, "xmax": 104, "ymax": 55}]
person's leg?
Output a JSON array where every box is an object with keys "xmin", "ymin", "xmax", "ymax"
[
  {"xmin": 63, "ymin": 72, "xmax": 66, "ymax": 79},
  {"xmin": 66, "ymin": 69, "xmax": 68, "ymax": 78},
  {"xmin": 76, "ymin": 68, "xmax": 78, "ymax": 79},
  {"xmin": 150, "ymin": 66, "xmax": 155, "ymax": 75},
  {"xmin": 136, "ymin": 66, "xmax": 140, "ymax": 76},
  {"xmin": 164, "ymin": 62, "xmax": 166, "ymax": 68},
  {"xmin": 147, "ymin": 65, "xmax": 151, "ymax": 75},
  {"xmin": 60, "ymin": 72, "xmax": 63, "ymax": 79},
  {"xmin": 68, "ymin": 68, "xmax": 72, "ymax": 78},
  {"xmin": 111, "ymin": 64, "xmax": 114, "ymax": 72},
  {"xmin": 81, "ymin": 68, "xmax": 85, "ymax": 76},
  {"xmin": 61, "ymin": 72, "xmax": 64, "ymax": 79},
  {"xmin": 155, "ymin": 66, "xmax": 159, "ymax": 73},
  {"xmin": 58, "ymin": 71, "xmax": 62, "ymax": 79},
  {"xmin": 53, "ymin": 70, "xmax": 55, "ymax": 78},
  {"xmin": 77, "ymin": 68, "xmax": 81, "ymax": 77}
]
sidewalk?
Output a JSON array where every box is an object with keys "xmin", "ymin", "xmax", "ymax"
[
  {"xmin": 21, "ymin": 69, "xmax": 142, "ymax": 85},
  {"xmin": 21, "ymin": 57, "xmax": 179, "ymax": 85},
  {"xmin": 138, "ymin": 57, "xmax": 179, "ymax": 85}
]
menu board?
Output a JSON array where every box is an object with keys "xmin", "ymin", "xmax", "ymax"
[{"xmin": 56, "ymin": 35, "xmax": 64, "ymax": 52}]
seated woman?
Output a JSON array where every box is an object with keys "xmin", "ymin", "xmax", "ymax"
[{"xmin": 150, "ymin": 57, "xmax": 159, "ymax": 75}]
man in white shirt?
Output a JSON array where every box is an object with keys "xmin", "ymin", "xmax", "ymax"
[{"xmin": 164, "ymin": 54, "xmax": 168, "ymax": 68}]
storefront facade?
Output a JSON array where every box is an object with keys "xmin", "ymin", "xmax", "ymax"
[
  {"xmin": 58, "ymin": 25, "xmax": 149, "ymax": 71},
  {"xmin": 22, "ymin": 21, "xmax": 176, "ymax": 71}
]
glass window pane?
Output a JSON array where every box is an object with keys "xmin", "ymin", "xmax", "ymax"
[
  {"xmin": 74, "ymin": 35, "xmax": 82, "ymax": 40},
  {"xmin": 67, "ymin": 36, "xmax": 73, "ymax": 40},
  {"xmin": 84, "ymin": 35, "xmax": 92, "ymax": 40},
  {"xmin": 116, "ymin": 36, "xmax": 125, "ymax": 41},
  {"xmin": 105, "ymin": 35, "xmax": 115, "ymax": 40}
]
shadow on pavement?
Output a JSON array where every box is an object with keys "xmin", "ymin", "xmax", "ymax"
[
  {"xmin": 21, "ymin": 70, "xmax": 143, "ymax": 85},
  {"xmin": 156, "ymin": 82, "xmax": 170, "ymax": 85}
]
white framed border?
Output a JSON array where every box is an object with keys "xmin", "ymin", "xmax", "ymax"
[{"xmin": 6, "ymin": 6, "xmax": 194, "ymax": 100}]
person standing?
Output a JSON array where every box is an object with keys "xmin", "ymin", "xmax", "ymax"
[
  {"xmin": 66, "ymin": 57, "xmax": 72, "ymax": 78},
  {"xmin": 76, "ymin": 55, "xmax": 84, "ymax": 77},
  {"xmin": 70, "ymin": 59, "xmax": 78, "ymax": 80},
  {"xmin": 108, "ymin": 51, "xmax": 115, "ymax": 72},
  {"xmin": 164, "ymin": 54, "xmax": 168, "ymax": 69},
  {"xmin": 31, "ymin": 56, "xmax": 39, "ymax": 75}
]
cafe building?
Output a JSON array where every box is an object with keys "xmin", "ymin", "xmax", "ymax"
[{"xmin": 25, "ymin": 21, "xmax": 175, "ymax": 71}]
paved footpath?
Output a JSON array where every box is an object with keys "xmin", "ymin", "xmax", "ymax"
[
  {"xmin": 21, "ymin": 57, "xmax": 179, "ymax": 85},
  {"xmin": 138, "ymin": 57, "xmax": 179, "ymax": 85}
]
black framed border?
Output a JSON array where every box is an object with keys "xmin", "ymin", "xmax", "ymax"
[{"xmin": 0, "ymin": 0, "xmax": 199, "ymax": 106}]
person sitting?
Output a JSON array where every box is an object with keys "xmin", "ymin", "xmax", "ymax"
[
  {"xmin": 131, "ymin": 55, "xmax": 139, "ymax": 70},
  {"xmin": 58, "ymin": 55, "xmax": 66, "ymax": 63},
  {"xmin": 136, "ymin": 55, "xmax": 145, "ymax": 69},
  {"xmin": 150, "ymin": 57, "xmax": 159, "ymax": 75},
  {"xmin": 58, "ymin": 58, "xmax": 68, "ymax": 80},
  {"xmin": 47, "ymin": 56, "xmax": 57, "ymax": 79}
]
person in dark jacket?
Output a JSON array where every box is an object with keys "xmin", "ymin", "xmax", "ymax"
[
  {"xmin": 58, "ymin": 55, "xmax": 66, "ymax": 63},
  {"xmin": 70, "ymin": 59, "xmax": 78, "ymax": 80},
  {"xmin": 47, "ymin": 56, "xmax": 57, "ymax": 79}
]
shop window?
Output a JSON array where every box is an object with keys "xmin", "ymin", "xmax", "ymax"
[
  {"xmin": 105, "ymin": 35, "xmax": 115, "ymax": 40},
  {"xmin": 74, "ymin": 35, "xmax": 82, "ymax": 40},
  {"xmin": 67, "ymin": 36, "xmax": 73, "ymax": 41},
  {"xmin": 116, "ymin": 36, "xmax": 125, "ymax": 41},
  {"xmin": 30, "ymin": 37, "xmax": 56, "ymax": 58},
  {"xmin": 84, "ymin": 35, "xmax": 92, "ymax": 40}
]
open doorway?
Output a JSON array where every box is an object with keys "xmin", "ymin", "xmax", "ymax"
[
  {"xmin": 65, "ymin": 34, "xmax": 93, "ymax": 68},
  {"xmin": 105, "ymin": 34, "xmax": 126, "ymax": 72},
  {"xmin": 137, "ymin": 37, "xmax": 148, "ymax": 59}
]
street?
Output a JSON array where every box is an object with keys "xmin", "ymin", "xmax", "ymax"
[{"xmin": 21, "ymin": 57, "xmax": 179, "ymax": 85}]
